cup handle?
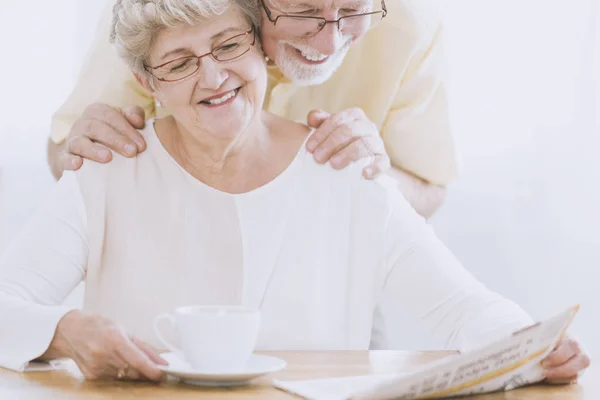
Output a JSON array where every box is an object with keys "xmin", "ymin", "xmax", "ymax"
[{"xmin": 153, "ymin": 313, "xmax": 183, "ymax": 357}]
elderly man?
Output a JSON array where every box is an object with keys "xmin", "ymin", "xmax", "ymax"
[{"xmin": 47, "ymin": 0, "xmax": 457, "ymax": 218}]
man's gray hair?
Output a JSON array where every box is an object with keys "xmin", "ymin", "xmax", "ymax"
[{"xmin": 110, "ymin": 0, "xmax": 261, "ymax": 76}]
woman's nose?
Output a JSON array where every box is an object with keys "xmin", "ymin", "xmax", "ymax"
[{"xmin": 196, "ymin": 58, "xmax": 228, "ymax": 90}]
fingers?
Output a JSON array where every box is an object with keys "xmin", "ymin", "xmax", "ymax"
[
  {"xmin": 542, "ymin": 337, "xmax": 591, "ymax": 384},
  {"xmin": 313, "ymin": 124, "xmax": 355, "ymax": 164},
  {"xmin": 61, "ymin": 153, "xmax": 83, "ymax": 172},
  {"xmin": 329, "ymin": 135, "xmax": 387, "ymax": 169},
  {"xmin": 306, "ymin": 109, "xmax": 330, "ymax": 130},
  {"xmin": 362, "ymin": 154, "xmax": 391, "ymax": 179},
  {"xmin": 113, "ymin": 337, "xmax": 166, "ymax": 381},
  {"xmin": 115, "ymin": 335, "xmax": 163, "ymax": 382},
  {"xmin": 131, "ymin": 337, "xmax": 168, "ymax": 366},
  {"xmin": 66, "ymin": 135, "xmax": 112, "ymax": 164},
  {"xmin": 306, "ymin": 108, "xmax": 363, "ymax": 153},
  {"xmin": 544, "ymin": 353, "xmax": 591, "ymax": 381},
  {"xmin": 57, "ymin": 312, "xmax": 162, "ymax": 382},
  {"xmin": 75, "ymin": 342, "xmax": 125, "ymax": 381},
  {"xmin": 325, "ymin": 134, "xmax": 390, "ymax": 179},
  {"xmin": 114, "ymin": 360, "xmax": 142, "ymax": 381},
  {"xmin": 78, "ymin": 103, "xmax": 146, "ymax": 156},
  {"xmin": 307, "ymin": 108, "xmax": 381, "ymax": 169},
  {"xmin": 79, "ymin": 364, "xmax": 113, "ymax": 381},
  {"xmin": 73, "ymin": 117, "xmax": 139, "ymax": 158},
  {"xmin": 329, "ymin": 137, "xmax": 365, "ymax": 169},
  {"xmin": 122, "ymin": 105, "xmax": 146, "ymax": 129},
  {"xmin": 545, "ymin": 375, "xmax": 579, "ymax": 385},
  {"xmin": 121, "ymin": 106, "xmax": 147, "ymax": 151},
  {"xmin": 542, "ymin": 338, "xmax": 581, "ymax": 369},
  {"xmin": 124, "ymin": 366, "xmax": 142, "ymax": 381}
]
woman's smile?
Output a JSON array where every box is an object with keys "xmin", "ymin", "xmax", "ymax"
[{"xmin": 198, "ymin": 86, "xmax": 242, "ymax": 108}]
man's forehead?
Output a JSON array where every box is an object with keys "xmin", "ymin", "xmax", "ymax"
[{"xmin": 272, "ymin": 0, "xmax": 372, "ymax": 10}]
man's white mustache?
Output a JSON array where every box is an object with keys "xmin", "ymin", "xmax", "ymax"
[{"xmin": 280, "ymin": 37, "xmax": 353, "ymax": 60}]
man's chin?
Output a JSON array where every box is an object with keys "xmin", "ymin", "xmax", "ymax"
[
  {"xmin": 286, "ymin": 69, "xmax": 335, "ymax": 86},
  {"xmin": 275, "ymin": 42, "xmax": 350, "ymax": 86}
]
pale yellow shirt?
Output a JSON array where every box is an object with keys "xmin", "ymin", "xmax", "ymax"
[{"xmin": 51, "ymin": 0, "xmax": 458, "ymax": 184}]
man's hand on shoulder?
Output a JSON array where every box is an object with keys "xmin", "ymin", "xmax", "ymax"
[
  {"xmin": 48, "ymin": 104, "xmax": 147, "ymax": 179},
  {"xmin": 306, "ymin": 108, "xmax": 390, "ymax": 179},
  {"xmin": 305, "ymin": 108, "xmax": 446, "ymax": 219}
]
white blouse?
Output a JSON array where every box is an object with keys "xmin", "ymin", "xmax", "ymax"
[{"xmin": 0, "ymin": 121, "xmax": 532, "ymax": 372}]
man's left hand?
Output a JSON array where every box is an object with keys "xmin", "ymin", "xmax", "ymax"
[
  {"xmin": 542, "ymin": 336, "xmax": 591, "ymax": 384},
  {"xmin": 306, "ymin": 108, "xmax": 391, "ymax": 179}
]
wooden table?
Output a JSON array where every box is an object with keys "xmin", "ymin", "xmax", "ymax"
[{"xmin": 0, "ymin": 351, "xmax": 596, "ymax": 399}]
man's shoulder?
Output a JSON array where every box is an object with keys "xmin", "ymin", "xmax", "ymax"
[{"xmin": 335, "ymin": 0, "xmax": 443, "ymax": 90}]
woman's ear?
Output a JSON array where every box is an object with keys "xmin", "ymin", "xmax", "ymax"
[
  {"xmin": 134, "ymin": 72, "xmax": 157, "ymax": 96},
  {"xmin": 135, "ymin": 72, "xmax": 163, "ymax": 107}
]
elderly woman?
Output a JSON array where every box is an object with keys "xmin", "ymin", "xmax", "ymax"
[{"xmin": 0, "ymin": 0, "xmax": 589, "ymax": 383}]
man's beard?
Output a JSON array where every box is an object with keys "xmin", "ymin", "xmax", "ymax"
[{"xmin": 274, "ymin": 38, "xmax": 353, "ymax": 86}]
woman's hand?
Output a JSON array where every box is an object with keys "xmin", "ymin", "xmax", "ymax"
[
  {"xmin": 306, "ymin": 108, "xmax": 391, "ymax": 179},
  {"xmin": 542, "ymin": 336, "xmax": 590, "ymax": 384},
  {"xmin": 42, "ymin": 310, "xmax": 166, "ymax": 381}
]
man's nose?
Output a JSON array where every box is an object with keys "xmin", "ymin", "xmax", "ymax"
[{"xmin": 306, "ymin": 22, "xmax": 346, "ymax": 55}]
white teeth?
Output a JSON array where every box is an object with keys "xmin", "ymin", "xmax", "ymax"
[
  {"xmin": 300, "ymin": 49, "xmax": 328, "ymax": 62},
  {"xmin": 204, "ymin": 89, "xmax": 236, "ymax": 105}
]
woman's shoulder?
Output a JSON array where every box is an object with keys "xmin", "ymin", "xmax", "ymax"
[
  {"xmin": 271, "ymin": 116, "xmax": 312, "ymax": 147},
  {"xmin": 267, "ymin": 115, "xmax": 313, "ymax": 167},
  {"xmin": 74, "ymin": 119, "xmax": 160, "ymax": 187},
  {"xmin": 294, "ymin": 157, "xmax": 405, "ymax": 234},
  {"xmin": 299, "ymin": 153, "xmax": 399, "ymax": 206}
]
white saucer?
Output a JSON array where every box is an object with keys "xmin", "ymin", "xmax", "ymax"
[{"xmin": 158, "ymin": 352, "xmax": 287, "ymax": 387}]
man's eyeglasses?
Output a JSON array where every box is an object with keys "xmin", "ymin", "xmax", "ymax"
[
  {"xmin": 260, "ymin": 0, "xmax": 387, "ymax": 37},
  {"xmin": 144, "ymin": 28, "xmax": 256, "ymax": 83}
]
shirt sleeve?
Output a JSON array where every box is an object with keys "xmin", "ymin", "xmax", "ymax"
[
  {"xmin": 0, "ymin": 172, "xmax": 89, "ymax": 371},
  {"xmin": 381, "ymin": 23, "xmax": 459, "ymax": 185},
  {"xmin": 377, "ymin": 177, "xmax": 533, "ymax": 351},
  {"xmin": 50, "ymin": 0, "xmax": 155, "ymax": 144}
]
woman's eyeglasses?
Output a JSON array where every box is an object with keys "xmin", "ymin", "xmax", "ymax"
[{"xmin": 144, "ymin": 28, "xmax": 256, "ymax": 83}]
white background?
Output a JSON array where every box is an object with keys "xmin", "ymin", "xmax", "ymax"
[{"xmin": 0, "ymin": 1, "xmax": 598, "ymax": 359}]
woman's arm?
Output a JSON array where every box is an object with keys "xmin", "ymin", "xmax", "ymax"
[
  {"xmin": 377, "ymin": 177, "xmax": 532, "ymax": 351},
  {"xmin": 0, "ymin": 172, "xmax": 89, "ymax": 371}
]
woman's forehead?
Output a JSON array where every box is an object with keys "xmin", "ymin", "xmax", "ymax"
[{"xmin": 150, "ymin": 10, "xmax": 248, "ymax": 60}]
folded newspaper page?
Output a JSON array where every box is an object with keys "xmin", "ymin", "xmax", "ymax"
[{"xmin": 274, "ymin": 306, "xmax": 579, "ymax": 400}]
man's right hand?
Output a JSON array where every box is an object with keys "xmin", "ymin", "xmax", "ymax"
[{"xmin": 59, "ymin": 103, "xmax": 147, "ymax": 174}]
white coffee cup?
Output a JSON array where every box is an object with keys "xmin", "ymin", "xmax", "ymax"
[{"xmin": 154, "ymin": 306, "xmax": 261, "ymax": 372}]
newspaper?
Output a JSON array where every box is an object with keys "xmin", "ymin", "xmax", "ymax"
[{"xmin": 274, "ymin": 306, "xmax": 579, "ymax": 400}]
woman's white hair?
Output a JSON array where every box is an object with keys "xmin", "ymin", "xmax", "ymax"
[{"xmin": 110, "ymin": 0, "xmax": 261, "ymax": 76}]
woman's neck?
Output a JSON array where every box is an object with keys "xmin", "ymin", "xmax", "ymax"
[
  {"xmin": 155, "ymin": 114, "xmax": 275, "ymax": 193},
  {"xmin": 175, "ymin": 117, "xmax": 267, "ymax": 170}
]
